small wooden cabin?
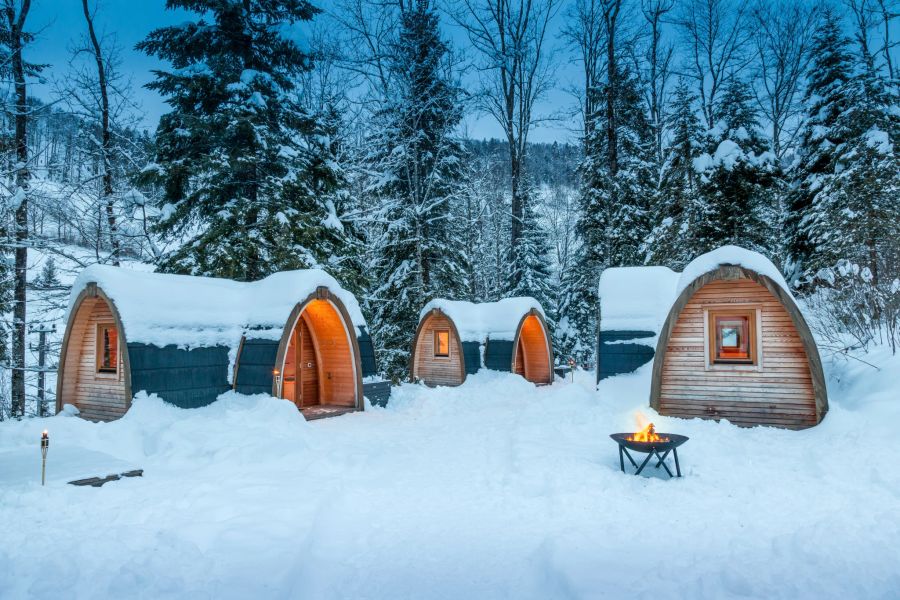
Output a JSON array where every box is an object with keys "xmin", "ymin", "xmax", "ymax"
[
  {"xmin": 410, "ymin": 298, "xmax": 554, "ymax": 386},
  {"xmin": 598, "ymin": 246, "xmax": 828, "ymax": 429},
  {"xmin": 57, "ymin": 267, "xmax": 388, "ymax": 422}
]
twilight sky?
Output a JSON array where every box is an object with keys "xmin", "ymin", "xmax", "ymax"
[{"xmin": 26, "ymin": 0, "xmax": 578, "ymax": 144}]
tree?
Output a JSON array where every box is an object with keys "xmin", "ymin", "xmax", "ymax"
[
  {"xmin": 366, "ymin": 0, "xmax": 470, "ymax": 380},
  {"xmin": 455, "ymin": 0, "xmax": 559, "ymax": 260},
  {"xmin": 676, "ymin": 0, "xmax": 753, "ymax": 129},
  {"xmin": 750, "ymin": 0, "xmax": 818, "ymax": 160},
  {"xmin": 646, "ymin": 79, "xmax": 704, "ymax": 267},
  {"xmin": 692, "ymin": 77, "xmax": 779, "ymax": 256},
  {"xmin": 138, "ymin": 0, "xmax": 357, "ymax": 282},
  {"xmin": 506, "ymin": 183, "xmax": 554, "ymax": 318},
  {"xmin": 786, "ymin": 9, "xmax": 855, "ymax": 284},
  {"xmin": 1, "ymin": 0, "xmax": 40, "ymax": 418}
]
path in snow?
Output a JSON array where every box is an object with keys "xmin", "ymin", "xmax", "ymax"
[{"xmin": 1, "ymin": 354, "xmax": 899, "ymax": 599}]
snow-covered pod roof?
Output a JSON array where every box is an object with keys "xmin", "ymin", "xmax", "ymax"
[
  {"xmin": 598, "ymin": 246, "xmax": 794, "ymax": 335},
  {"xmin": 67, "ymin": 265, "xmax": 368, "ymax": 351},
  {"xmin": 598, "ymin": 266, "xmax": 679, "ymax": 334},
  {"xmin": 419, "ymin": 297, "xmax": 545, "ymax": 342}
]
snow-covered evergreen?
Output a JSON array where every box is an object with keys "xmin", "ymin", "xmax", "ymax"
[
  {"xmin": 365, "ymin": 0, "xmax": 470, "ymax": 379},
  {"xmin": 138, "ymin": 0, "xmax": 361, "ymax": 283}
]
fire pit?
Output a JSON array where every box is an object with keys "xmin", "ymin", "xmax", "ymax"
[{"xmin": 610, "ymin": 423, "xmax": 688, "ymax": 478}]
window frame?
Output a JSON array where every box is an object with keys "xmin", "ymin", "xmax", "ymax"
[
  {"xmin": 433, "ymin": 329, "xmax": 451, "ymax": 358},
  {"xmin": 96, "ymin": 323, "xmax": 120, "ymax": 377},
  {"xmin": 703, "ymin": 306, "xmax": 762, "ymax": 370}
]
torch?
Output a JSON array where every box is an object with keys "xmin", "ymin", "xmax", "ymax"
[
  {"xmin": 41, "ymin": 430, "xmax": 49, "ymax": 486},
  {"xmin": 567, "ymin": 357, "xmax": 576, "ymax": 382},
  {"xmin": 273, "ymin": 368, "xmax": 282, "ymax": 398}
]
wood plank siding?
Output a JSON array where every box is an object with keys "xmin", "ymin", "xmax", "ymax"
[
  {"xmin": 280, "ymin": 299, "xmax": 355, "ymax": 408},
  {"xmin": 513, "ymin": 314, "xmax": 552, "ymax": 385},
  {"xmin": 59, "ymin": 296, "xmax": 128, "ymax": 421},
  {"xmin": 655, "ymin": 276, "xmax": 819, "ymax": 429},
  {"xmin": 412, "ymin": 313, "xmax": 465, "ymax": 387}
]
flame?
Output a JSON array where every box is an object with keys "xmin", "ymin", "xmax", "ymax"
[{"xmin": 626, "ymin": 412, "xmax": 669, "ymax": 443}]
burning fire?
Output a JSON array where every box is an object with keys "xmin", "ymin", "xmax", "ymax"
[{"xmin": 626, "ymin": 413, "xmax": 670, "ymax": 443}]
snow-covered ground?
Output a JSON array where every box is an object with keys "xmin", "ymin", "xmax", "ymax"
[{"xmin": 1, "ymin": 350, "xmax": 899, "ymax": 599}]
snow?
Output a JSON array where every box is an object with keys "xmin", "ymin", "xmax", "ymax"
[
  {"xmin": 676, "ymin": 245, "xmax": 793, "ymax": 299},
  {"xmin": 598, "ymin": 266, "xmax": 679, "ymax": 333},
  {"xmin": 68, "ymin": 265, "xmax": 368, "ymax": 351},
  {"xmin": 1, "ymin": 348, "xmax": 899, "ymax": 598},
  {"xmin": 599, "ymin": 246, "xmax": 794, "ymax": 335},
  {"xmin": 864, "ymin": 127, "xmax": 893, "ymax": 154},
  {"xmin": 420, "ymin": 297, "xmax": 544, "ymax": 342}
]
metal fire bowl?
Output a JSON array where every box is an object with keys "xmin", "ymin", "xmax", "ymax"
[{"xmin": 609, "ymin": 433, "xmax": 689, "ymax": 454}]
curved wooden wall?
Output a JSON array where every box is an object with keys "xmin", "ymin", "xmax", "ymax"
[
  {"xmin": 409, "ymin": 310, "xmax": 466, "ymax": 386},
  {"xmin": 650, "ymin": 266, "xmax": 828, "ymax": 429},
  {"xmin": 273, "ymin": 290, "xmax": 364, "ymax": 410},
  {"xmin": 512, "ymin": 311, "xmax": 553, "ymax": 385},
  {"xmin": 56, "ymin": 286, "xmax": 132, "ymax": 421}
]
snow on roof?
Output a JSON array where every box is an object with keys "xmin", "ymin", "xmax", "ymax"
[
  {"xmin": 599, "ymin": 246, "xmax": 792, "ymax": 333},
  {"xmin": 68, "ymin": 265, "xmax": 367, "ymax": 350},
  {"xmin": 420, "ymin": 297, "xmax": 544, "ymax": 342},
  {"xmin": 676, "ymin": 245, "xmax": 793, "ymax": 299},
  {"xmin": 598, "ymin": 266, "xmax": 679, "ymax": 333}
]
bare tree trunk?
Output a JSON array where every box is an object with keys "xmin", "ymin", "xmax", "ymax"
[
  {"xmin": 642, "ymin": 0, "xmax": 674, "ymax": 168},
  {"xmin": 455, "ymin": 0, "xmax": 558, "ymax": 259},
  {"xmin": 82, "ymin": 0, "xmax": 119, "ymax": 265},
  {"xmin": 604, "ymin": 0, "xmax": 621, "ymax": 177},
  {"xmin": 6, "ymin": 0, "xmax": 32, "ymax": 418}
]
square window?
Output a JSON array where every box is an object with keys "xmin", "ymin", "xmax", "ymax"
[
  {"xmin": 708, "ymin": 310, "xmax": 756, "ymax": 365},
  {"xmin": 97, "ymin": 324, "xmax": 118, "ymax": 374},
  {"xmin": 434, "ymin": 330, "xmax": 450, "ymax": 357}
]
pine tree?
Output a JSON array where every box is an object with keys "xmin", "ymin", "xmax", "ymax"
[
  {"xmin": 786, "ymin": 9, "xmax": 855, "ymax": 285},
  {"xmin": 506, "ymin": 184, "xmax": 554, "ymax": 318},
  {"xmin": 138, "ymin": 0, "xmax": 360, "ymax": 282},
  {"xmin": 801, "ymin": 65, "xmax": 900, "ymax": 289},
  {"xmin": 366, "ymin": 0, "xmax": 470, "ymax": 380},
  {"xmin": 691, "ymin": 77, "xmax": 780, "ymax": 256},
  {"xmin": 647, "ymin": 80, "xmax": 705, "ymax": 268},
  {"xmin": 558, "ymin": 65, "xmax": 654, "ymax": 365}
]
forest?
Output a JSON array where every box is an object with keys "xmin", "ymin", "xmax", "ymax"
[{"xmin": 0, "ymin": 0, "xmax": 898, "ymax": 419}]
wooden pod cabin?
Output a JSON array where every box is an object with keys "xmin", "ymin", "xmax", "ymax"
[
  {"xmin": 597, "ymin": 246, "xmax": 828, "ymax": 429},
  {"xmin": 57, "ymin": 266, "xmax": 388, "ymax": 422},
  {"xmin": 410, "ymin": 298, "xmax": 554, "ymax": 386}
]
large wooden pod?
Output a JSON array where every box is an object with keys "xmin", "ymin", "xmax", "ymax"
[
  {"xmin": 57, "ymin": 267, "xmax": 388, "ymax": 422},
  {"xmin": 410, "ymin": 299, "xmax": 554, "ymax": 386},
  {"xmin": 597, "ymin": 246, "xmax": 828, "ymax": 430}
]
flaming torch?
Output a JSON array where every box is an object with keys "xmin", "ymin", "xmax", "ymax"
[
  {"xmin": 567, "ymin": 357, "xmax": 576, "ymax": 382},
  {"xmin": 41, "ymin": 430, "xmax": 49, "ymax": 486}
]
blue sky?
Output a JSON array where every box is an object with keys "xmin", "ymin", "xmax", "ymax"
[{"xmin": 26, "ymin": 0, "xmax": 578, "ymax": 143}]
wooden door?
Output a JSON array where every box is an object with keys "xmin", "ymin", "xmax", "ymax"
[{"xmin": 298, "ymin": 317, "xmax": 320, "ymax": 407}]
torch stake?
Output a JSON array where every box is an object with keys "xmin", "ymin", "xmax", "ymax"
[{"xmin": 41, "ymin": 431, "xmax": 49, "ymax": 486}]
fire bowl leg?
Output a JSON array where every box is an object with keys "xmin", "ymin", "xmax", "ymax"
[
  {"xmin": 634, "ymin": 451, "xmax": 655, "ymax": 475},
  {"xmin": 619, "ymin": 445, "xmax": 624, "ymax": 473},
  {"xmin": 673, "ymin": 447, "xmax": 682, "ymax": 477},
  {"xmin": 654, "ymin": 450, "xmax": 674, "ymax": 478}
]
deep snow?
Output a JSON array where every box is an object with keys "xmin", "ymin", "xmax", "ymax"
[{"xmin": 1, "ymin": 350, "xmax": 899, "ymax": 599}]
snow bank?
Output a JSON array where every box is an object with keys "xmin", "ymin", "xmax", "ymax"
[
  {"xmin": 68, "ymin": 265, "xmax": 367, "ymax": 350},
  {"xmin": 598, "ymin": 266, "xmax": 679, "ymax": 333},
  {"xmin": 420, "ymin": 297, "xmax": 544, "ymax": 342},
  {"xmin": 2, "ymin": 349, "xmax": 899, "ymax": 598}
]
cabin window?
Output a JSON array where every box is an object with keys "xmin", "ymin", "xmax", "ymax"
[
  {"xmin": 96, "ymin": 324, "xmax": 119, "ymax": 374},
  {"xmin": 709, "ymin": 309, "xmax": 757, "ymax": 365},
  {"xmin": 434, "ymin": 330, "xmax": 450, "ymax": 357}
]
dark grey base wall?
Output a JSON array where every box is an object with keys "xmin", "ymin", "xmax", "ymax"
[
  {"xmin": 234, "ymin": 338, "xmax": 280, "ymax": 396},
  {"xmin": 128, "ymin": 343, "xmax": 231, "ymax": 409},
  {"xmin": 597, "ymin": 331, "xmax": 656, "ymax": 382},
  {"xmin": 363, "ymin": 381, "xmax": 391, "ymax": 407}
]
